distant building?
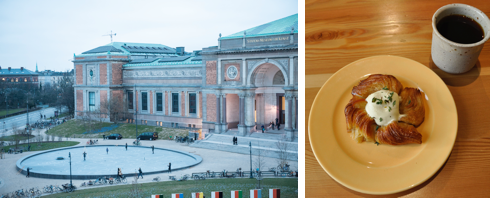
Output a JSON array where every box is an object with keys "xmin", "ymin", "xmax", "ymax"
[
  {"xmin": 37, "ymin": 69, "xmax": 74, "ymax": 89},
  {"xmin": 0, "ymin": 66, "xmax": 39, "ymax": 84},
  {"xmin": 73, "ymin": 14, "xmax": 298, "ymax": 140}
]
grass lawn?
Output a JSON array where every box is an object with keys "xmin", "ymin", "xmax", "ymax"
[
  {"xmin": 44, "ymin": 178, "xmax": 298, "ymax": 198},
  {"xmin": 1, "ymin": 141, "xmax": 79, "ymax": 152},
  {"xmin": 46, "ymin": 120, "xmax": 189, "ymax": 140},
  {"xmin": 0, "ymin": 134, "xmax": 35, "ymax": 141},
  {"xmin": 0, "ymin": 108, "xmax": 26, "ymax": 117}
]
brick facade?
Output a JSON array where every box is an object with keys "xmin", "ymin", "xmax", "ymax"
[
  {"xmin": 97, "ymin": 56, "xmax": 107, "ymax": 59},
  {"xmin": 224, "ymin": 63, "xmax": 240, "ymax": 81},
  {"xmin": 111, "ymin": 56, "xmax": 128, "ymax": 59},
  {"xmin": 206, "ymin": 61, "xmax": 217, "ymax": 85},
  {"xmin": 206, "ymin": 94, "xmax": 216, "ymax": 122},
  {"xmin": 75, "ymin": 57, "xmax": 84, "ymax": 60},
  {"xmin": 76, "ymin": 90, "xmax": 83, "ymax": 115},
  {"xmin": 111, "ymin": 63, "xmax": 123, "ymax": 85},
  {"xmin": 150, "ymin": 91, "xmax": 153, "ymax": 114},
  {"xmin": 99, "ymin": 63, "xmax": 107, "ymax": 85},
  {"xmin": 100, "ymin": 90, "xmax": 107, "ymax": 117},
  {"xmin": 76, "ymin": 65, "xmax": 83, "ymax": 85}
]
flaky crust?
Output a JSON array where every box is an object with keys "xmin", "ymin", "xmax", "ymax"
[
  {"xmin": 376, "ymin": 122, "xmax": 422, "ymax": 145},
  {"xmin": 399, "ymin": 88, "xmax": 425, "ymax": 127},
  {"xmin": 351, "ymin": 74, "xmax": 404, "ymax": 99},
  {"xmin": 344, "ymin": 74, "xmax": 423, "ymax": 145}
]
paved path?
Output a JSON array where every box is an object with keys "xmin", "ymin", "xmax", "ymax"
[
  {"xmin": 0, "ymin": 106, "xmax": 67, "ymax": 137},
  {"xmin": 0, "ymin": 137, "xmax": 298, "ymax": 194}
]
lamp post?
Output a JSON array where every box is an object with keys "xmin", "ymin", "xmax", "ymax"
[
  {"xmin": 26, "ymin": 95, "xmax": 30, "ymax": 150},
  {"xmin": 69, "ymin": 152, "xmax": 72, "ymax": 187},
  {"xmin": 249, "ymin": 141, "xmax": 253, "ymax": 178},
  {"xmin": 134, "ymin": 84, "xmax": 138, "ymax": 139}
]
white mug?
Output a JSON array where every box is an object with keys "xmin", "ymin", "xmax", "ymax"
[{"xmin": 431, "ymin": 4, "xmax": 490, "ymax": 74}]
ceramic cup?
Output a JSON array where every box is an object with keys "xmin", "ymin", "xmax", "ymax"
[{"xmin": 431, "ymin": 4, "xmax": 490, "ymax": 74}]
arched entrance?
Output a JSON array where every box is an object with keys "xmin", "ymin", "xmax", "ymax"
[{"xmin": 246, "ymin": 62, "xmax": 288, "ymax": 134}]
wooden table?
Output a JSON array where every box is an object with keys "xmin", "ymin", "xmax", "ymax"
[{"xmin": 305, "ymin": 0, "xmax": 490, "ymax": 197}]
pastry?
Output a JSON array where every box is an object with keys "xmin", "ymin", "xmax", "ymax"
[{"xmin": 344, "ymin": 74, "xmax": 425, "ymax": 145}]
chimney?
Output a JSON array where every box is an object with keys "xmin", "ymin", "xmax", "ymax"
[
  {"xmin": 8, "ymin": 67, "xmax": 11, "ymax": 71},
  {"xmin": 176, "ymin": 47, "xmax": 185, "ymax": 56},
  {"xmin": 21, "ymin": 67, "xmax": 24, "ymax": 71}
]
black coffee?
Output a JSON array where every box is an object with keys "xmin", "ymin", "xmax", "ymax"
[{"xmin": 436, "ymin": 14, "xmax": 484, "ymax": 44}]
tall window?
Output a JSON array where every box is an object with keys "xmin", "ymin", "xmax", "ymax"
[
  {"xmin": 127, "ymin": 91, "xmax": 133, "ymax": 110},
  {"xmin": 156, "ymin": 93, "xmax": 163, "ymax": 112},
  {"xmin": 172, "ymin": 93, "xmax": 179, "ymax": 113},
  {"xmin": 89, "ymin": 92, "xmax": 95, "ymax": 111},
  {"xmin": 189, "ymin": 93, "xmax": 196, "ymax": 113},
  {"xmin": 142, "ymin": 92, "xmax": 148, "ymax": 111}
]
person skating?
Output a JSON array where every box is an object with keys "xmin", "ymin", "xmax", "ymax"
[
  {"xmin": 168, "ymin": 163, "xmax": 171, "ymax": 173},
  {"xmin": 83, "ymin": 151, "xmax": 87, "ymax": 161},
  {"xmin": 125, "ymin": 143, "xmax": 128, "ymax": 151},
  {"xmin": 106, "ymin": 147, "xmax": 109, "ymax": 154},
  {"xmin": 152, "ymin": 145, "xmax": 154, "ymax": 154},
  {"xmin": 138, "ymin": 167, "xmax": 143, "ymax": 179}
]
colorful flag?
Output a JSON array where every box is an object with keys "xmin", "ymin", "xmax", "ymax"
[
  {"xmin": 192, "ymin": 192, "xmax": 204, "ymax": 198},
  {"xmin": 231, "ymin": 190, "xmax": 242, "ymax": 198},
  {"xmin": 250, "ymin": 189, "xmax": 262, "ymax": 198},
  {"xmin": 151, "ymin": 195, "xmax": 164, "ymax": 198},
  {"xmin": 172, "ymin": 193, "xmax": 184, "ymax": 198},
  {"xmin": 211, "ymin": 191, "xmax": 223, "ymax": 198},
  {"xmin": 269, "ymin": 189, "xmax": 280, "ymax": 198}
]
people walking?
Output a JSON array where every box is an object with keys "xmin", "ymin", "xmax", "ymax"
[
  {"xmin": 117, "ymin": 168, "xmax": 123, "ymax": 179},
  {"xmin": 106, "ymin": 147, "xmax": 109, "ymax": 154},
  {"xmin": 83, "ymin": 151, "xmax": 87, "ymax": 161},
  {"xmin": 152, "ymin": 145, "xmax": 154, "ymax": 154},
  {"xmin": 138, "ymin": 167, "xmax": 143, "ymax": 179},
  {"xmin": 232, "ymin": 136, "xmax": 235, "ymax": 145},
  {"xmin": 261, "ymin": 125, "xmax": 265, "ymax": 133},
  {"xmin": 125, "ymin": 143, "xmax": 128, "ymax": 151},
  {"xmin": 168, "ymin": 163, "xmax": 171, "ymax": 173},
  {"xmin": 271, "ymin": 121, "xmax": 275, "ymax": 130},
  {"xmin": 26, "ymin": 168, "xmax": 30, "ymax": 178}
]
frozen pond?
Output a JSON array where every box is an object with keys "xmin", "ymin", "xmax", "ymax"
[{"xmin": 16, "ymin": 145, "xmax": 202, "ymax": 179}]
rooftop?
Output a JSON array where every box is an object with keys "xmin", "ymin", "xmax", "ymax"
[
  {"xmin": 0, "ymin": 68, "xmax": 38, "ymax": 76},
  {"xmin": 78, "ymin": 42, "xmax": 176, "ymax": 56},
  {"xmin": 222, "ymin": 14, "xmax": 298, "ymax": 39}
]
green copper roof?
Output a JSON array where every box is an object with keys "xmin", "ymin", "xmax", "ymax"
[
  {"xmin": 124, "ymin": 56, "xmax": 201, "ymax": 67},
  {"xmin": 222, "ymin": 14, "xmax": 298, "ymax": 39},
  {"xmin": 76, "ymin": 42, "xmax": 176, "ymax": 57}
]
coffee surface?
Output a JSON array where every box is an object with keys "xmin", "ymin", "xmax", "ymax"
[{"xmin": 437, "ymin": 14, "xmax": 484, "ymax": 44}]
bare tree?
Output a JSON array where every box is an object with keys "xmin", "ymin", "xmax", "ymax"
[
  {"xmin": 56, "ymin": 71, "xmax": 75, "ymax": 116},
  {"xmin": 129, "ymin": 170, "xmax": 143, "ymax": 197},
  {"xmin": 253, "ymin": 141, "xmax": 268, "ymax": 173},
  {"xmin": 12, "ymin": 123, "xmax": 22, "ymax": 150},
  {"xmin": 276, "ymin": 137, "xmax": 292, "ymax": 171}
]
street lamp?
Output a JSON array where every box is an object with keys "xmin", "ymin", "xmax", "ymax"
[
  {"xmin": 134, "ymin": 84, "xmax": 138, "ymax": 139},
  {"xmin": 26, "ymin": 94, "xmax": 30, "ymax": 151},
  {"xmin": 249, "ymin": 141, "xmax": 253, "ymax": 178},
  {"xmin": 69, "ymin": 152, "xmax": 72, "ymax": 187}
]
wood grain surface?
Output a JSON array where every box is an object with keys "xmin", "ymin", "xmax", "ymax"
[{"xmin": 305, "ymin": 0, "xmax": 490, "ymax": 197}]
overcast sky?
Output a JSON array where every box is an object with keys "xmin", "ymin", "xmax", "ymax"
[{"xmin": 0, "ymin": 0, "xmax": 298, "ymax": 72}]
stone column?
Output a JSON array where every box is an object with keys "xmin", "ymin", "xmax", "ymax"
[
  {"xmin": 292, "ymin": 94, "xmax": 297, "ymax": 130},
  {"xmin": 285, "ymin": 92, "xmax": 294, "ymax": 141},
  {"xmin": 242, "ymin": 58, "xmax": 247, "ymax": 86},
  {"xmin": 289, "ymin": 56, "xmax": 294, "ymax": 86},
  {"xmin": 197, "ymin": 91, "xmax": 200, "ymax": 118},
  {"xmin": 244, "ymin": 91, "xmax": 256, "ymax": 134},
  {"xmin": 215, "ymin": 93, "xmax": 221, "ymax": 133},
  {"xmin": 238, "ymin": 93, "xmax": 246, "ymax": 136},
  {"xmin": 222, "ymin": 94, "xmax": 227, "ymax": 132},
  {"xmin": 202, "ymin": 92, "xmax": 207, "ymax": 121}
]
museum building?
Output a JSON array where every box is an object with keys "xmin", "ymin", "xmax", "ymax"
[{"xmin": 73, "ymin": 14, "xmax": 298, "ymax": 140}]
